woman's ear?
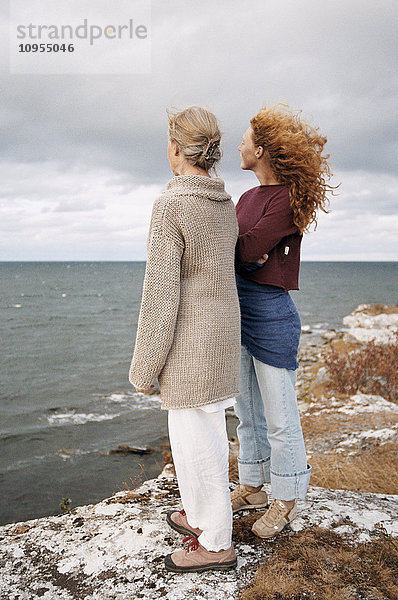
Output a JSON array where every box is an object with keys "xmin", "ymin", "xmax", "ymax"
[
  {"xmin": 255, "ymin": 146, "xmax": 264, "ymax": 159},
  {"xmin": 170, "ymin": 139, "xmax": 180, "ymax": 156}
]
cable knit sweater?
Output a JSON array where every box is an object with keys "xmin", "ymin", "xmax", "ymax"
[{"xmin": 129, "ymin": 175, "xmax": 241, "ymax": 410}]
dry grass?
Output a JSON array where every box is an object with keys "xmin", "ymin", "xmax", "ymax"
[
  {"xmin": 230, "ymin": 409, "xmax": 398, "ymax": 494},
  {"xmin": 229, "ymin": 418, "xmax": 398, "ymax": 494},
  {"xmin": 106, "ymin": 490, "xmax": 152, "ymax": 505},
  {"xmin": 308, "ymin": 443, "xmax": 398, "ymax": 495},
  {"xmin": 233, "ymin": 512, "xmax": 266, "ymax": 546},
  {"xmin": 238, "ymin": 526, "xmax": 398, "ymax": 600},
  {"xmin": 301, "ymin": 411, "xmax": 398, "ymax": 438},
  {"xmin": 229, "ymin": 448, "xmax": 240, "ymax": 482},
  {"xmin": 116, "ymin": 463, "xmax": 146, "ymax": 492},
  {"xmin": 229, "ymin": 442, "xmax": 398, "ymax": 495}
]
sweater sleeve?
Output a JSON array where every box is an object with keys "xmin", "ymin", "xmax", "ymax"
[
  {"xmin": 129, "ymin": 198, "xmax": 184, "ymax": 390},
  {"xmin": 237, "ymin": 192, "xmax": 298, "ymax": 264}
]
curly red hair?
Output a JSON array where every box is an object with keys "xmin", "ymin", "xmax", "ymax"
[{"xmin": 250, "ymin": 104, "xmax": 335, "ymax": 233}]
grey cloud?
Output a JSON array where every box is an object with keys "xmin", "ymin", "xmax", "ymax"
[
  {"xmin": 1, "ymin": 0, "xmax": 397, "ymax": 185},
  {"xmin": 50, "ymin": 199, "xmax": 105, "ymax": 212}
]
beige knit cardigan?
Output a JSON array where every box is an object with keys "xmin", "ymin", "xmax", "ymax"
[{"xmin": 129, "ymin": 174, "xmax": 241, "ymax": 410}]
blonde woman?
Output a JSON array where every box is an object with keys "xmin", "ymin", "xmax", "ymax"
[{"xmin": 129, "ymin": 106, "xmax": 240, "ymax": 572}]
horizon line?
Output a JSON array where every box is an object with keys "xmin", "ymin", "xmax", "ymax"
[{"xmin": 0, "ymin": 259, "xmax": 397, "ymax": 264}]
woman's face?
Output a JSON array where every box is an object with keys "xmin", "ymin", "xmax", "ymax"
[{"xmin": 238, "ymin": 126, "xmax": 258, "ymax": 171}]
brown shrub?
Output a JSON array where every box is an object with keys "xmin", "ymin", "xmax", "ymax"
[
  {"xmin": 239, "ymin": 527, "xmax": 398, "ymax": 600},
  {"xmin": 322, "ymin": 331, "xmax": 398, "ymax": 403}
]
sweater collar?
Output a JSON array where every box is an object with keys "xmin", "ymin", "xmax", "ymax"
[{"xmin": 166, "ymin": 175, "xmax": 231, "ymax": 202}]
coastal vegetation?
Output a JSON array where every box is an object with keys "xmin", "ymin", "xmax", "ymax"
[
  {"xmin": 323, "ymin": 330, "xmax": 398, "ymax": 403},
  {"xmin": 234, "ymin": 304, "xmax": 398, "ymax": 599},
  {"xmin": 238, "ymin": 525, "xmax": 398, "ymax": 600}
]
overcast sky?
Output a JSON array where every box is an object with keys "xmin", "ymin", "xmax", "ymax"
[{"xmin": 1, "ymin": 0, "xmax": 397, "ymax": 261}]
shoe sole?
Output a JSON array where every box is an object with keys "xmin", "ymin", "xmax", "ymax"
[
  {"xmin": 233, "ymin": 502, "xmax": 268, "ymax": 514},
  {"xmin": 251, "ymin": 525, "xmax": 281, "ymax": 538},
  {"xmin": 165, "ymin": 511, "xmax": 200, "ymax": 537},
  {"xmin": 164, "ymin": 554, "xmax": 237, "ymax": 573}
]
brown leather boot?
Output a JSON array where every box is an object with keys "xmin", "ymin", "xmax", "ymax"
[
  {"xmin": 166, "ymin": 509, "xmax": 202, "ymax": 537},
  {"xmin": 165, "ymin": 536, "xmax": 237, "ymax": 573}
]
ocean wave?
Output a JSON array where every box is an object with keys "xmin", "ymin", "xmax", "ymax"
[
  {"xmin": 55, "ymin": 447, "xmax": 91, "ymax": 460},
  {"xmin": 3, "ymin": 454, "xmax": 48, "ymax": 473},
  {"xmin": 301, "ymin": 323, "xmax": 329, "ymax": 335},
  {"xmin": 80, "ymin": 293, "xmax": 103, "ymax": 297},
  {"xmin": 101, "ymin": 391, "xmax": 162, "ymax": 410},
  {"xmin": 3, "ymin": 447, "xmax": 93, "ymax": 472},
  {"xmin": 47, "ymin": 411, "xmax": 121, "ymax": 426},
  {"xmin": 313, "ymin": 322, "xmax": 329, "ymax": 329},
  {"xmin": 103, "ymin": 392, "xmax": 134, "ymax": 403}
]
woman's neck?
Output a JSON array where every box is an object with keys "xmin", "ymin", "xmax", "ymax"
[
  {"xmin": 253, "ymin": 161, "xmax": 280, "ymax": 186},
  {"xmin": 174, "ymin": 162, "xmax": 210, "ymax": 177}
]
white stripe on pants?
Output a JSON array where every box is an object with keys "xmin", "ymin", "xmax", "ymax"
[{"xmin": 168, "ymin": 406, "xmax": 232, "ymax": 552}]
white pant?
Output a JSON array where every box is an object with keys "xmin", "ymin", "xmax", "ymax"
[{"xmin": 168, "ymin": 402, "xmax": 233, "ymax": 552}]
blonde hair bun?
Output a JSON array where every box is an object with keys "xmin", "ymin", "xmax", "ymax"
[{"xmin": 168, "ymin": 105, "xmax": 222, "ymax": 172}]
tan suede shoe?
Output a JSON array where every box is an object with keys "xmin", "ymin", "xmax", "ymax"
[
  {"xmin": 231, "ymin": 484, "xmax": 268, "ymax": 513},
  {"xmin": 252, "ymin": 499, "xmax": 297, "ymax": 538},
  {"xmin": 166, "ymin": 509, "xmax": 202, "ymax": 537},
  {"xmin": 164, "ymin": 536, "xmax": 237, "ymax": 573}
]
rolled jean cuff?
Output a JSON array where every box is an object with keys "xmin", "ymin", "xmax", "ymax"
[
  {"xmin": 237, "ymin": 457, "xmax": 271, "ymax": 487},
  {"xmin": 270, "ymin": 464, "xmax": 312, "ymax": 501}
]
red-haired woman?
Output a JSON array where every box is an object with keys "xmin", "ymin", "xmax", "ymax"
[{"xmin": 232, "ymin": 104, "xmax": 334, "ymax": 537}]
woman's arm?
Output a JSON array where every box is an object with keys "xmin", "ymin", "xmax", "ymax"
[
  {"xmin": 239, "ymin": 253, "xmax": 269, "ymax": 272},
  {"xmin": 129, "ymin": 198, "xmax": 184, "ymax": 391},
  {"xmin": 238, "ymin": 194, "xmax": 297, "ymax": 264}
]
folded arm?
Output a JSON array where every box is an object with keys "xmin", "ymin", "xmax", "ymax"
[
  {"xmin": 237, "ymin": 194, "xmax": 297, "ymax": 264},
  {"xmin": 239, "ymin": 253, "xmax": 269, "ymax": 272}
]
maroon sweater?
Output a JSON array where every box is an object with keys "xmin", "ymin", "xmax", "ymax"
[{"xmin": 235, "ymin": 185, "xmax": 302, "ymax": 291}]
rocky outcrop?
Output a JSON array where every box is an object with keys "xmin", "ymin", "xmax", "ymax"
[
  {"xmin": 343, "ymin": 303, "xmax": 398, "ymax": 343},
  {"xmin": 1, "ymin": 465, "xmax": 397, "ymax": 600}
]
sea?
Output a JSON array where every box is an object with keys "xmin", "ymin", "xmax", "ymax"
[{"xmin": 0, "ymin": 261, "xmax": 397, "ymax": 526}]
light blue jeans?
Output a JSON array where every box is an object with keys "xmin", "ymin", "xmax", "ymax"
[{"xmin": 234, "ymin": 345, "xmax": 311, "ymax": 500}]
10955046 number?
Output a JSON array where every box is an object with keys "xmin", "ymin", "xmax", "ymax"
[{"xmin": 18, "ymin": 43, "xmax": 75, "ymax": 53}]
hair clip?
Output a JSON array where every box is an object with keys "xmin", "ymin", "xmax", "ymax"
[{"xmin": 203, "ymin": 139, "xmax": 218, "ymax": 161}]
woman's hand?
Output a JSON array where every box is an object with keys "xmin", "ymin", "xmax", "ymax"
[
  {"xmin": 256, "ymin": 253, "xmax": 269, "ymax": 265},
  {"xmin": 135, "ymin": 385, "xmax": 155, "ymax": 394},
  {"xmin": 239, "ymin": 252, "xmax": 269, "ymax": 273}
]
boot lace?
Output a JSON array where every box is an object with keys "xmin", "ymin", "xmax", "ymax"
[
  {"xmin": 182, "ymin": 535, "xmax": 199, "ymax": 552},
  {"xmin": 264, "ymin": 500, "xmax": 287, "ymax": 524}
]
